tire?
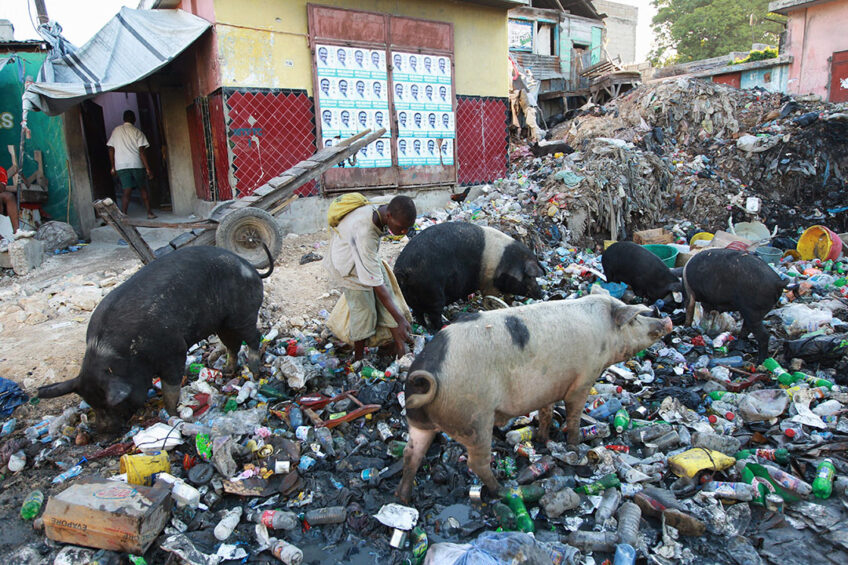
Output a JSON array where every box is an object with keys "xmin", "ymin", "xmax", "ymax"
[{"xmin": 215, "ymin": 207, "xmax": 283, "ymax": 268}]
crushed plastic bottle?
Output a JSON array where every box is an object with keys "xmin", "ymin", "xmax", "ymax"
[
  {"xmin": 616, "ymin": 502, "xmax": 640, "ymax": 547},
  {"xmin": 20, "ymin": 490, "xmax": 44, "ymax": 520},
  {"xmin": 594, "ymin": 488, "xmax": 622, "ymax": 529},
  {"xmin": 214, "ymin": 507, "xmax": 242, "ymax": 540}
]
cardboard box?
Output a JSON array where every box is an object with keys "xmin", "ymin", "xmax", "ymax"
[
  {"xmin": 633, "ymin": 228, "xmax": 674, "ymax": 245},
  {"xmin": 43, "ymin": 477, "xmax": 172, "ymax": 554}
]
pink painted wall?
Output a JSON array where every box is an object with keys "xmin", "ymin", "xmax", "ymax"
[{"xmin": 783, "ymin": 1, "xmax": 848, "ymax": 100}]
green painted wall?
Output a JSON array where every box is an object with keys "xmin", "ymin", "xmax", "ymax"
[
  {"xmin": 0, "ymin": 53, "xmax": 75, "ymax": 231},
  {"xmin": 591, "ymin": 26, "xmax": 603, "ymax": 65}
]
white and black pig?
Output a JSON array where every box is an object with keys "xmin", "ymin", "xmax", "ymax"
[
  {"xmin": 394, "ymin": 222, "xmax": 545, "ymax": 331},
  {"xmin": 37, "ymin": 246, "xmax": 273, "ymax": 432},
  {"xmin": 396, "ymin": 294, "xmax": 672, "ymax": 501},
  {"xmin": 683, "ymin": 248, "xmax": 786, "ymax": 363},
  {"xmin": 602, "ymin": 241, "xmax": 683, "ymax": 303}
]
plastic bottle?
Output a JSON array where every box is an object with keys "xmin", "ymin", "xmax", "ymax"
[
  {"xmin": 779, "ymin": 420, "xmax": 806, "ymax": 441},
  {"xmin": 762, "ymin": 464, "xmax": 812, "ymax": 497},
  {"xmin": 499, "ymin": 485, "xmax": 545, "ymax": 504},
  {"xmin": 577, "ymin": 473, "xmax": 621, "ymax": 495},
  {"xmin": 504, "ymin": 492, "xmax": 535, "ymax": 533},
  {"xmin": 516, "ymin": 455, "xmax": 554, "ymax": 484},
  {"xmin": 541, "ymin": 487, "xmax": 580, "ymax": 518},
  {"xmin": 314, "ymin": 427, "xmax": 336, "ymax": 457},
  {"xmin": 707, "ymin": 391, "xmax": 742, "ymax": 404},
  {"xmin": 505, "ymin": 426, "xmax": 536, "ymax": 445},
  {"xmin": 613, "ymin": 409, "xmax": 630, "ymax": 433},
  {"xmin": 542, "ymin": 475, "xmax": 577, "ymax": 493},
  {"xmin": 762, "ymin": 358, "xmax": 791, "ymax": 382},
  {"xmin": 20, "ymin": 490, "xmax": 44, "ymax": 520},
  {"xmin": 567, "ymin": 530, "xmax": 618, "ymax": 552},
  {"xmin": 252, "ymin": 510, "xmax": 299, "ymax": 530},
  {"xmin": 361, "ymin": 366, "xmax": 386, "ymax": 380},
  {"xmin": 492, "ymin": 501, "xmax": 516, "ymax": 530},
  {"xmin": 614, "ymin": 543, "xmax": 636, "ymax": 565},
  {"xmin": 214, "ymin": 507, "xmax": 243, "ymax": 541},
  {"xmin": 579, "ymin": 423, "xmax": 611, "ymax": 442},
  {"xmin": 702, "ymin": 481, "xmax": 758, "ymax": 501},
  {"xmin": 691, "ymin": 432, "xmax": 741, "ymax": 456},
  {"xmin": 288, "ymin": 405, "xmax": 303, "ymax": 428},
  {"xmin": 270, "ymin": 539, "xmax": 303, "ymax": 565},
  {"xmin": 1, "ymin": 418, "xmax": 16, "ymax": 437},
  {"xmin": 628, "ymin": 423, "xmax": 672, "ymax": 444},
  {"xmin": 616, "ymin": 502, "xmax": 640, "ymax": 547},
  {"xmin": 589, "ymin": 398, "xmax": 623, "ymax": 422},
  {"xmin": 236, "ymin": 381, "xmax": 256, "ymax": 404},
  {"xmin": 594, "ymin": 488, "xmax": 622, "ymax": 528},
  {"xmin": 52, "ymin": 464, "xmax": 83, "ymax": 484},
  {"xmin": 812, "ymin": 459, "xmax": 836, "ymax": 499},
  {"xmin": 593, "ymin": 383, "xmax": 623, "ymax": 395},
  {"xmin": 410, "ymin": 526, "xmax": 429, "ymax": 565},
  {"xmin": 734, "ymin": 448, "xmax": 790, "ymax": 465},
  {"xmin": 792, "ymin": 372, "xmax": 835, "ymax": 389},
  {"xmin": 304, "ymin": 506, "xmax": 347, "ymax": 525}
]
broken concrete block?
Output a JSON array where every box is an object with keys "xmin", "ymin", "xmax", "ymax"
[
  {"xmin": 9, "ymin": 238, "xmax": 44, "ymax": 275},
  {"xmin": 36, "ymin": 221, "xmax": 78, "ymax": 252}
]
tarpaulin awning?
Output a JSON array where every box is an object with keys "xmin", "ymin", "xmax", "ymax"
[{"xmin": 23, "ymin": 8, "xmax": 210, "ymax": 116}]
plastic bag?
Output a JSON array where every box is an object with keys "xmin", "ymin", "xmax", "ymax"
[
  {"xmin": 774, "ymin": 304, "xmax": 833, "ymax": 337},
  {"xmin": 783, "ymin": 333, "xmax": 848, "ymax": 362}
]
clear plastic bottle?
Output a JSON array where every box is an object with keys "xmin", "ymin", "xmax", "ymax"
[
  {"xmin": 505, "ymin": 426, "xmax": 535, "ymax": 445},
  {"xmin": 702, "ymin": 481, "xmax": 758, "ymax": 501},
  {"xmin": 252, "ymin": 509, "xmax": 299, "ymax": 530},
  {"xmin": 580, "ymin": 423, "xmax": 611, "ymax": 442},
  {"xmin": 516, "ymin": 455, "xmax": 555, "ymax": 484},
  {"xmin": 567, "ymin": 530, "xmax": 618, "ymax": 552},
  {"xmin": 314, "ymin": 427, "xmax": 336, "ymax": 457},
  {"xmin": 589, "ymin": 398, "xmax": 623, "ymax": 422},
  {"xmin": 541, "ymin": 487, "xmax": 580, "ymax": 518},
  {"xmin": 691, "ymin": 432, "xmax": 741, "ymax": 455},
  {"xmin": 616, "ymin": 501, "xmax": 641, "ymax": 547},
  {"xmin": 271, "ymin": 538, "xmax": 303, "ymax": 565},
  {"xmin": 20, "ymin": 490, "xmax": 44, "ymax": 520},
  {"xmin": 304, "ymin": 506, "xmax": 347, "ymax": 525},
  {"xmin": 594, "ymin": 488, "xmax": 622, "ymax": 529},
  {"xmin": 614, "ymin": 543, "xmax": 636, "ymax": 565},
  {"xmin": 214, "ymin": 507, "xmax": 243, "ymax": 540}
]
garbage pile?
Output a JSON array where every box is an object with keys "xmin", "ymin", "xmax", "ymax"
[{"xmin": 546, "ymin": 78, "xmax": 848, "ymax": 238}]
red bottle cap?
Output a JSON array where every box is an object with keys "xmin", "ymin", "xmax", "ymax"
[
  {"xmin": 784, "ymin": 428, "xmax": 796, "ymax": 438},
  {"xmin": 708, "ymin": 415, "xmax": 717, "ymax": 424},
  {"xmin": 725, "ymin": 412, "xmax": 735, "ymax": 421}
]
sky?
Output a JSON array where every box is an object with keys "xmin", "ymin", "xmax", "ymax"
[
  {"xmin": 4, "ymin": 0, "xmax": 137, "ymax": 47},
  {"xmin": 4, "ymin": 0, "xmax": 659, "ymax": 61}
]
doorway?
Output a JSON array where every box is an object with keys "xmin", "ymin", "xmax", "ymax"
[{"xmin": 80, "ymin": 91, "xmax": 172, "ymax": 216}]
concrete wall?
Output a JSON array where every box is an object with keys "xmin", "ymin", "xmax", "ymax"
[
  {"xmin": 741, "ymin": 63, "xmax": 791, "ymax": 92},
  {"xmin": 212, "ymin": 0, "xmax": 511, "ymax": 98},
  {"xmin": 160, "ymin": 88, "xmax": 196, "ymax": 215},
  {"xmin": 593, "ymin": 0, "xmax": 637, "ymax": 64},
  {"xmin": 0, "ymin": 52, "xmax": 78, "ymax": 231},
  {"xmin": 783, "ymin": 1, "xmax": 848, "ymax": 99}
]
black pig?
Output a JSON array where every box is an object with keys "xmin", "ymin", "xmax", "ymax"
[
  {"xmin": 394, "ymin": 222, "xmax": 545, "ymax": 331},
  {"xmin": 37, "ymin": 246, "xmax": 272, "ymax": 432},
  {"xmin": 602, "ymin": 241, "xmax": 682, "ymax": 303},
  {"xmin": 683, "ymin": 248, "xmax": 786, "ymax": 362}
]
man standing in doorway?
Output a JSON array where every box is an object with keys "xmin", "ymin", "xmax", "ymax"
[{"xmin": 107, "ymin": 110, "xmax": 156, "ymax": 218}]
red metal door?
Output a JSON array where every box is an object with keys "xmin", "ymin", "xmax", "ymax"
[
  {"xmin": 712, "ymin": 72, "xmax": 741, "ymax": 89},
  {"xmin": 830, "ymin": 50, "xmax": 848, "ymax": 103}
]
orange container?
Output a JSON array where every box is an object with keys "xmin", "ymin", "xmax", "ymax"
[{"xmin": 797, "ymin": 225, "xmax": 843, "ymax": 261}]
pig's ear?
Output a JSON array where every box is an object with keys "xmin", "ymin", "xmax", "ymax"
[
  {"xmin": 526, "ymin": 259, "xmax": 545, "ymax": 277},
  {"xmin": 105, "ymin": 380, "xmax": 132, "ymax": 406},
  {"xmin": 612, "ymin": 302, "xmax": 651, "ymax": 326}
]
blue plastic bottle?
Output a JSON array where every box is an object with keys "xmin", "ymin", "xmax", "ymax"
[{"xmin": 614, "ymin": 543, "xmax": 636, "ymax": 565}]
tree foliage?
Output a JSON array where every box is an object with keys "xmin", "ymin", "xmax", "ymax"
[{"xmin": 650, "ymin": 0, "xmax": 785, "ymax": 65}]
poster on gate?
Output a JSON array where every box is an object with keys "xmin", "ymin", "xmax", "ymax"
[
  {"xmin": 316, "ymin": 44, "xmax": 391, "ymax": 168},
  {"xmin": 391, "ymin": 51, "xmax": 455, "ymax": 167}
]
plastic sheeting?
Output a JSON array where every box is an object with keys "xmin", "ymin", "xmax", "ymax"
[{"xmin": 23, "ymin": 8, "xmax": 210, "ymax": 116}]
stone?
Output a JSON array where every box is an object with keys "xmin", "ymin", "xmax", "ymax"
[
  {"xmin": 36, "ymin": 221, "xmax": 78, "ymax": 252},
  {"xmin": 9, "ymin": 238, "xmax": 44, "ymax": 275}
]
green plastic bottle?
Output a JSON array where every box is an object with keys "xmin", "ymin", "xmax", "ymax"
[
  {"xmin": 762, "ymin": 358, "xmax": 791, "ymax": 382},
  {"xmin": 576, "ymin": 473, "xmax": 620, "ymax": 495},
  {"xmin": 613, "ymin": 409, "xmax": 630, "ymax": 433},
  {"xmin": 223, "ymin": 396, "xmax": 238, "ymax": 413},
  {"xmin": 361, "ymin": 366, "xmax": 386, "ymax": 380},
  {"xmin": 492, "ymin": 501, "xmax": 516, "ymax": 530},
  {"xmin": 20, "ymin": 490, "xmax": 44, "ymax": 520},
  {"xmin": 812, "ymin": 459, "xmax": 836, "ymax": 499},
  {"xmin": 410, "ymin": 526, "xmax": 429, "ymax": 565},
  {"xmin": 188, "ymin": 362, "xmax": 205, "ymax": 375},
  {"xmin": 791, "ymin": 372, "xmax": 834, "ymax": 390},
  {"xmin": 504, "ymin": 492, "xmax": 535, "ymax": 533},
  {"xmin": 734, "ymin": 448, "xmax": 790, "ymax": 465},
  {"xmin": 498, "ymin": 484, "xmax": 545, "ymax": 504}
]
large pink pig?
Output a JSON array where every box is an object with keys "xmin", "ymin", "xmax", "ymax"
[{"xmin": 397, "ymin": 294, "xmax": 672, "ymax": 502}]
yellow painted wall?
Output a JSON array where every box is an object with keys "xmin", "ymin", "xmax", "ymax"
[{"xmin": 214, "ymin": 0, "xmax": 509, "ymax": 97}]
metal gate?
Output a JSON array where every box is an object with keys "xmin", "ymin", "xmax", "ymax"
[{"xmin": 308, "ymin": 4, "xmax": 457, "ymax": 192}]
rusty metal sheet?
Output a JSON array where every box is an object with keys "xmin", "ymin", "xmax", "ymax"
[
  {"xmin": 397, "ymin": 165, "xmax": 455, "ymax": 188},
  {"xmin": 323, "ymin": 166, "xmax": 398, "ymax": 192},
  {"xmin": 830, "ymin": 50, "xmax": 848, "ymax": 103},
  {"xmin": 390, "ymin": 16, "xmax": 453, "ymax": 53},
  {"xmin": 309, "ymin": 4, "xmax": 387, "ymax": 45}
]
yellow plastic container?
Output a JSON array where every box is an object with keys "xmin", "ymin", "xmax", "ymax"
[
  {"xmin": 668, "ymin": 448, "xmax": 735, "ymax": 479},
  {"xmin": 689, "ymin": 232, "xmax": 714, "ymax": 248},
  {"xmin": 120, "ymin": 452, "xmax": 171, "ymax": 486},
  {"xmin": 797, "ymin": 225, "xmax": 843, "ymax": 261}
]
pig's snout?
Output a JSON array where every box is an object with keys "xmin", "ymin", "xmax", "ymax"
[{"xmin": 660, "ymin": 317, "xmax": 673, "ymax": 334}]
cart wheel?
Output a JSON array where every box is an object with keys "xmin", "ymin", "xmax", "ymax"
[{"xmin": 215, "ymin": 208, "xmax": 283, "ymax": 268}]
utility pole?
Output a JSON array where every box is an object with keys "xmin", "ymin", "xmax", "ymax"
[{"xmin": 33, "ymin": 0, "xmax": 49, "ymax": 25}]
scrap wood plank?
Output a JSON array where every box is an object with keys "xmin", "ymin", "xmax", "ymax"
[{"xmin": 93, "ymin": 198, "xmax": 156, "ymax": 264}]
